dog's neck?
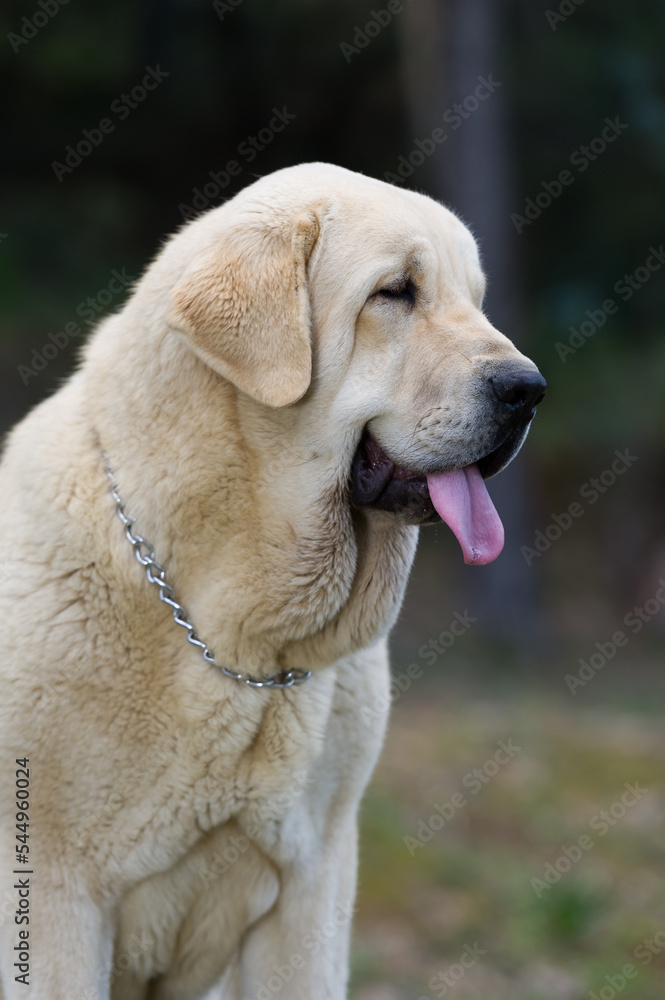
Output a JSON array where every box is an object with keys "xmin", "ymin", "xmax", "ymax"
[{"xmin": 84, "ymin": 310, "xmax": 418, "ymax": 677}]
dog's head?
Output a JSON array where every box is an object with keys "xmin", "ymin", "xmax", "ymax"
[{"xmin": 165, "ymin": 163, "xmax": 546, "ymax": 566}]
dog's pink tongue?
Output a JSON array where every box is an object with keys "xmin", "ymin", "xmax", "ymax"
[{"xmin": 427, "ymin": 465, "xmax": 504, "ymax": 565}]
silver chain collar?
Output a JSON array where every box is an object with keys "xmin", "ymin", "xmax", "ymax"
[{"xmin": 102, "ymin": 454, "xmax": 311, "ymax": 690}]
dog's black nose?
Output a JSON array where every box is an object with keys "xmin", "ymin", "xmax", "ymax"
[{"xmin": 490, "ymin": 367, "xmax": 547, "ymax": 417}]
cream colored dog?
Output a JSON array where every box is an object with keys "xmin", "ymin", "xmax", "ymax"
[{"xmin": 0, "ymin": 163, "xmax": 545, "ymax": 1000}]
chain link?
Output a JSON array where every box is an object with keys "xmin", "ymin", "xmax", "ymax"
[{"xmin": 102, "ymin": 454, "xmax": 311, "ymax": 690}]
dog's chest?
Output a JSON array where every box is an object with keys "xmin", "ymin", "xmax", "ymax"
[
  {"xmin": 110, "ymin": 651, "xmax": 390, "ymax": 993},
  {"xmin": 89, "ymin": 650, "xmax": 387, "ymax": 893}
]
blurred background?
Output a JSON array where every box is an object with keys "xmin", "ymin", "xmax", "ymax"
[{"xmin": 1, "ymin": 0, "xmax": 664, "ymax": 996}]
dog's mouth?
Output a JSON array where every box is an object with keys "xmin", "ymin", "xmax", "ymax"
[{"xmin": 350, "ymin": 421, "xmax": 531, "ymax": 565}]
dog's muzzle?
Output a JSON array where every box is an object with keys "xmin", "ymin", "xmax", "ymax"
[{"xmin": 350, "ymin": 365, "xmax": 547, "ymax": 562}]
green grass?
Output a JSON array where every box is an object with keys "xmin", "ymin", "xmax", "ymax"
[{"xmin": 351, "ymin": 683, "xmax": 665, "ymax": 999}]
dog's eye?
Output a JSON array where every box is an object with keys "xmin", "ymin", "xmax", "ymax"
[{"xmin": 374, "ymin": 279, "xmax": 416, "ymax": 307}]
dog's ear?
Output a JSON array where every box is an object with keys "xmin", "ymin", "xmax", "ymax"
[{"xmin": 166, "ymin": 211, "xmax": 321, "ymax": 407}]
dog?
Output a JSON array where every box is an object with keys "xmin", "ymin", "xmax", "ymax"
[{"xmin": 0, "ymin": 162, "xmax": 545, "ymax": 1000}]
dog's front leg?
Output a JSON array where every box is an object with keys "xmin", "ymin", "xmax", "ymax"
[
  {"xmin": 0, "ymin": 864, "xmax": 112, "ymax": 1000},
  {"xmin": 236, "ymin": 820, "xmax": 359, "ymax": 1000}
]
